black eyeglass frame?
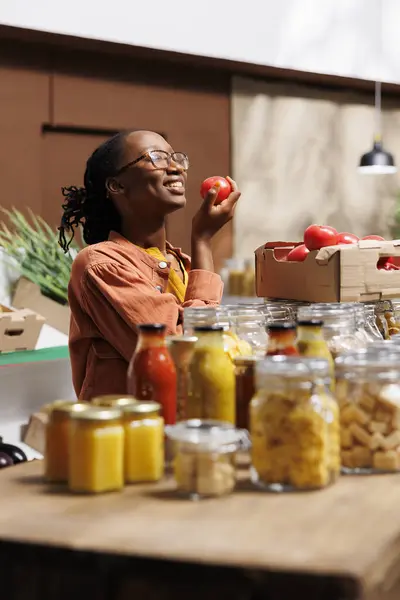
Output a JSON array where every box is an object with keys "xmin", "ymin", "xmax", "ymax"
[{"xmin": 114, "ymin": 150, "xmax": 189, "ymax": 176}]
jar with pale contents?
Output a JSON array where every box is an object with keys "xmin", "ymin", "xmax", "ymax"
[
  {"xmin": 122, "ymin": 402, "xmax": 164, "ymax": 483},
  {"xmin": 45, "ymin": 401, "xmax": 91, "ymax": 483},
  {"xmin": 69, "ymin": 408, "xmax": 124, "ymax": 493},
  {"xmin": 250, "ymin": 356, "xmax": 339, "ymax": 492},
  {"xmin": 335, "ymin": 350, "xmax": 400, "ymax": 474},
  {"xmin": 165, "ymin": 420, "xmax": 244, "ymax": 499},
  {"xmin": 188, "ymin": 325, "xmax": 236, "ymax": 424}
]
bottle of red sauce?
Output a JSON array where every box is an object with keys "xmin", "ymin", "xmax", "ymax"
[
  {"xmin": 266, "ymin": 323, "xmax": 299, "ymax": 356},
  {"xmin": 127, "ymin": 324, "xmax": 177, "ymax": 425}
]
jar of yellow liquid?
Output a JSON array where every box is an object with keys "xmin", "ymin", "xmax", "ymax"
[
  {"xmin": 69, "ymin": 408, "xmax": 124, "ymax": 494},
  {"xmin": 122, "ymin": 402, "xmax": 164, "ymax": 483},
  {"xmin": 45, "ymin": 401, "xmax": 91, "ymax": 483},
  {"xmin": 92, "ymin": 395, "xmax": 138, "ymax": 409}
]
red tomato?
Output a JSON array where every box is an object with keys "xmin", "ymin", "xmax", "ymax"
[
  {"xmin": 286, "ymin": 244, "xmax": 310, "ymax": 262},
  {"xmin": 378, "ymin": 256, "xmax": 395, "ymax": 269},
  {"xmin": 200, "ymin": 176, "xmax": 232, "ymax": 204},
  {"xmin": 362, "ymin": 235, "xmax": 385, "ymax": 241},
  {"xmin": 303, "ymin": 225, "xmax": 338, "ymax": 251},
  {"xmin": 337, "ymin": 232, "xmax": 359, "ymax": 244}
]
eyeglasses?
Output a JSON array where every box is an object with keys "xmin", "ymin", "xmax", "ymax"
[{"xmin": 115, "ymin": 150, "xmax": 189, "ymax": 175}]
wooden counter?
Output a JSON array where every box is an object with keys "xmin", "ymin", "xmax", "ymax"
[{"xmin": 2, "ymin": 460, "xmax": 400, "ymax": 599}]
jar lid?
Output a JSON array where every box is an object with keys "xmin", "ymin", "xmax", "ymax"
[
  {"xmin": 137, "ymin": 323, "xmax": 166, "ymax": 332},
  {"xmin": 165, "ymin": 419, "xmax": 245, "ymax": 450},
  {"xmin": 267, "ymin": 323, "xmax": 296, "ymax": 331},
  {"xmin": 70, "ymin": 407, "xmax": 122, "ymax": 421},
  {"xmin": 335, "ymin": 349, "xmax": 400, "ymax": 372},
  {"xmin": 297, "ymin": 319, "xmax": 323, "ymax": 327},
  {"xmin": 122, "ymin": 401, "xmax": 161, "ymax": 416},
  {"xmin": 51, "ymin": 402, "xmax": 91, "ymax": 416},
  {"xmin": 167, "ymin": 335, "xmax": 198, "ymax": 345},
  {"xmin": 193, "ymin": 325, "xmax": 224, "ymax": 333},
  {"xmin": 92, "ymin": 395, "xmax": 139, "ymax": 408},
  {"xmin": 233, "ymin": 355, "xmax": 259, "ymax": 366},
  {"xmin": 40, "ymin": 399, "xmax": 76, "ymax": 414}
]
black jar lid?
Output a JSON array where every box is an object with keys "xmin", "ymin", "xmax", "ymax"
[
  {"xmin": 193, "ymin": 325, "xmax": 224, "ymax": 333},
  {"xmin": 137, "ymin": 323, "xmax": 166, "ymax": 332},
  {"xmin": 267, "ymin": 322, "xmax": 296, "ymax": 331},
  {"xmin": 297, "ymin": 319, "xmax": 324, "ymax": 327}
]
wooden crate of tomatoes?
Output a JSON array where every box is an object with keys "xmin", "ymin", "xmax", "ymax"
[{"xmin": 255, "ymin": 225, "xmax": 400, "ymax": 303}]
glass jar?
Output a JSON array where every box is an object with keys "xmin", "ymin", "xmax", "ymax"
[
  {"xmin": 167, "ymin": 336, "xmax": 197, "ymax": 421},
  {"xmin": 363, "ymin": 304, "xmax": 384, "ymax": 341},
  {"xmin": 188, "ymin": 325, "xmax": 235, "ymax": 423},
  {"xmin": 122, "ymin": 402, "xmax": 164, "ymax": 483},
  {"xmin": 165, "ymin": 420, "xmax": 244, "ymax": 499},
  {"xmin": 69, "ymin": 407, "xmax": 124, "ymax": 493},
  {"xmin": 250, "ymin": 356, "xmax": 338, "ymax": 492},
  {"xmin": 226, "ymin": 258, "xmax": 246, "ymax": 296},
  {"xmin": 229, "ymin": 307, "xmax": 268, "ymax": 357},
  {"xmin": 242, "ymin": 258, "xmax": 256, "ymax": 297},
  {"xmin": 127, "ymin": 323, "xmax": 177, "ymax": 425},
  {"xmin": 297, "ymin": 304, "xmax": 361, "ymax": 358},
  {"xmin": 372, "ymin": 301, "xmax": 394, "ymax": 339},
  {"xmin": 297, "ymin": 319, "xmax": 335, "ymax": 384},
  {"xmin": 183, "ymin": 307, "xmax": 218, "ymax": 335},
  {"xmin": 45, "ymin": 402, "xmax": 91, "ymax": 483},
  {"xmin": 266, "ymin": 323, "xmax": 298, "ymax": 356},
  {"xmin": 391, "ymin": 300, "xmax": 400, "ymax": 333},
  {"xmin": 92, "ymin": 395, "xmax": 138, "ymax": 409},
  {"xmin": 234, "ymin": 356, "xmax": 259, "ymax": 430},
  {"xmin": 335, "ymin": 352, "xmax": 400, "ymax": 474}
]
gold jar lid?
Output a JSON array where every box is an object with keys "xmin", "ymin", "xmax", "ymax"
[
  {"xmin": 51, "ymin": 402, "xmax": 91, "ymax": 417},
  {"xmin": 70, "ymin": 407, "xmax": 122, "ymax": 422},
  {"xmin": 92, "ymin": 395, "xmax": 138, "ymax": 408},
  {"xmin": 122, "ymin": 401, "xmax": 161, "ymax": 418},
  {"xmin": 41, "ymin": 399, "xmax": 76, "ymax": 414}
]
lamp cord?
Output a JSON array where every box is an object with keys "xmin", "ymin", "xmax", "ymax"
[{"xmin": 374, "ymin": 0, "xmax": 383, "ymax": 143}]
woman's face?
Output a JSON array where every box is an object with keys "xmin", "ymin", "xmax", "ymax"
[{"xmin": 109, "ymin": 130, "xmax": 188, "ymax": 221}]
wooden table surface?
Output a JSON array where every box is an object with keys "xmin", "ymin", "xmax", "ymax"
[{"xmin": 2, "ymin": 460, "xmax": 400, "ymax": 599}]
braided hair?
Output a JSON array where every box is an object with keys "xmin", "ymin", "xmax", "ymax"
[{"xmin": 58, "ymin": 131, "xmax": 128, "ymax": 252}]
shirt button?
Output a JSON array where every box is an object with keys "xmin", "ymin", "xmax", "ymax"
[
  {"xmin": 159, "ymin": 261, "xmax": 168, "ymax": 269},
  {"xmin": 155, "ymin": 285, "xmax": 163, "ymax": 292}
]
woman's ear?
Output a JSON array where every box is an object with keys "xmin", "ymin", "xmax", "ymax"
[{"xmin": 106, "ymin": 177, "xmax": 124, "ymax": 195}]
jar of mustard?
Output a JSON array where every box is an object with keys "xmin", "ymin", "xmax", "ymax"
[
  {"xmin": 45, "ymin": 401, "xmax": 91, "ymax": 483},
  {"xmin": 92, "ymin": 395, "xmax": 138, "ymax": 409},
  {"xmin": 69, "ymin": 408, "xmax": 124, "ymax": 493},
  {"xmin": 250, "ymin": 356, "xmax": 339, "ymax": 492},
  {"xmin": 165, "ymin": 419, "xmax": 244, "ymax": 499},
  {"xmin": 122, "ymin": 402, "xmax": 164, "ymax": 483},
  {"xmin": 335, "ymin": 350, "xmax": 400, "ymax": 474},
  {"xmin": 297, "ymin": 319, "xmax": 335, "ymax": 385},
  {"xmin": 188, "ymin": 325, "xmax": 236, "ymax": 424}
]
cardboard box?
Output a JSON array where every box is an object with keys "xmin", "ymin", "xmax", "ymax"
[
  {"xmin": 13, "ymin": 277, "xmax": 70, "ymax": 335},
  {"xmin": 255, "ymin": 239, "xmax": 400, "ymax": 303},
  {"xmin": 22, "ymin": 412, "xmax": 47, "ymax": 455},
  {"xmin": 0, "ymin": 304, "xmax": 45, "ymax": 352}
]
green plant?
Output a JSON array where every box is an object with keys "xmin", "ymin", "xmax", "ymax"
[{"xmin": 0, "ymin": 207, "xmax": 80, "ymax": 305}]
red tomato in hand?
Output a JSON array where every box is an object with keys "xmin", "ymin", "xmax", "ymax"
[
  {"xmin": 337, "ymin": 232, "xmax": 359, "ymax": 244},
  {"xmin": 304, "ymin": 225, "xmax": 338, "ymax": 251},
  {"xmin": 200, "ymin": 176, "xmax": 232, "ymax": 204},
  {"xmin": 362, "ymin": 235, "xmax": 385, "ymax": 241},
  {"xmin": 286, "ymin": 244, "xmax": 310, "ymax": 262}
]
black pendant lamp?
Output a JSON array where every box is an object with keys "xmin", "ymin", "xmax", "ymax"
[{"xmin": 358, "ymin": 0, "xmax": 397, "ymax": 175}]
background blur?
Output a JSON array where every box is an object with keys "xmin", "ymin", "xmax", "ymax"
[{"xmin": 1, "ymin": 0, "xmax": 400, "ymax": 271}]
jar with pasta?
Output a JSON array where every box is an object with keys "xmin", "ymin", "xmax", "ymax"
[
  {"xmin": 297, "ymin": 304, "xmax": 362, "ymax": 358},
  {"xmin": 188, "ymin": 325, "xmax": 236, "ymax": 424},
  {"xmin": 250, "ymin": 356, "xmax": 339, "ymax": 492},
  {"xmin": 363, "ymin": 304, "xmax": 384, "ymax": 341},
  {"xmin": 335, "ymin": 350, "xmax": 400, "ymax": 474},
  {"xmin": 165, "ymin": 420, "xmax": 244, "ymax": 499}
]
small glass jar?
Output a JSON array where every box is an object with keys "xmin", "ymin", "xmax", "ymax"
[
  {"xmin": 183, "ymin": 307, "xmax": 218, "ymax": 335},
  {"xmin": 229, "ymin": 307, "xmax": 268, "ymax": 357},
  {"xmin": 167, "ymin": 336, "xmax": 197, "ymax": 421},
  {"xmin": 165, "ymin": 420, "xmax": 244, "ymax": 499},
  {"xmin": 234, "ymin": 356, "xmax": 259, "ymax": 430},
  {"xmin": 266, "ymin": 323, "xmax": 298, "ymax": 356},
  {"xmin": 69, "ymin": 408, "xmax": 124, "ymax": 493},
  {"xmin": 297, "ymin": 319, "xmax": 335, "ymax": 388},
  {"xmin": 335, "ymin": 351, "xmax": 400, "ymax": 474},
  {"xmin": 298, "ymin": 304, "xmax": 361, "ymax": 358},
  {"xmin": 122, "ymin": 402, "xmax": 164, "ymax": 483},
  {"xmin": 250, "ymin": 356, "xmax": 339, "ymax": 492},
  {"xmin": 188, "ymin": 325, "xmax": 235, "ymax": 424},
  {"xmin": 92, "ymin": 395, "xmax": 138, "ymax": 409},
  {"xmin": 45, "ymin": 402, "xmax": 91, "ymax": 483}
]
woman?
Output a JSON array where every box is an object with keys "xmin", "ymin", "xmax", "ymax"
[{"xmin": 59, "ymin": 130, "xmax": 240, "ymax": 400}]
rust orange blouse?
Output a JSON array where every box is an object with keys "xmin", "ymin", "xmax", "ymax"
[{"xmin": 68, "ymin": 232, "xmax": 223, "ymax": 400}]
